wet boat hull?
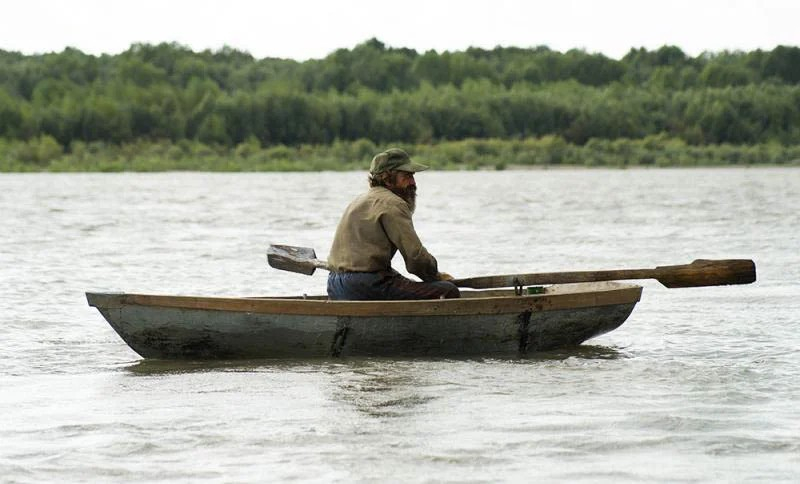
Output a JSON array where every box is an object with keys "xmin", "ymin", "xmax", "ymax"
[{"xmin": 86, "ymin": 282, "xmax": 641, "ymax": 359}]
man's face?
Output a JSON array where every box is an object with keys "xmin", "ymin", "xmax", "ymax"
[
  {"xmin": 386, "ymin": 171, "xmax": 417, "ymax": 212},
  {"xmin": 392, "ymin": 171, "xmax": 416, "ymax": 190}
]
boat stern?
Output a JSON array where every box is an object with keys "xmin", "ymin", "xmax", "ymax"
[{"xmin": 86, "ymin": 292, "xmax": 125, "ymax": 309}]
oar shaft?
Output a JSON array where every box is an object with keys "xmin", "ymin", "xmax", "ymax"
[{"xmin": 453, "ymin": 269, "xmax": 653, "ymax": 289}]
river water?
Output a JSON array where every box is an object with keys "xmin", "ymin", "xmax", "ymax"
[{"xmin": 1, "ymin": 168, "xmax": 798, "ymax": 482}]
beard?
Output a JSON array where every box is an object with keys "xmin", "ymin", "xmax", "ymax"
[{"xmin": 390, "ymin": 185, "xmax": 417, "ymax": 213}]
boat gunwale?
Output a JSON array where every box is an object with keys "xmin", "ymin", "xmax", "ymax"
[{"xmin": 86, "ymin": 282, "xmax": 643, "ymax": 317}]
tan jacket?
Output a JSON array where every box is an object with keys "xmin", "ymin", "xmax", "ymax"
[{"xmin": 328, "ymin": 186, "xmax": 439, "ymax": 281}]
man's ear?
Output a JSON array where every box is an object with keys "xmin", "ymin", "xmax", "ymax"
[{"xmin": 382, "ymin": 172, "xmax": 396, "ymax": 188}]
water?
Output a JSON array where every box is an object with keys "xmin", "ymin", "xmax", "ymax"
[{"xmin": 1, "ymin": 168, "xmax": 798, "ymax": 482}]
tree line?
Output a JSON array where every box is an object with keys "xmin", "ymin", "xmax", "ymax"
[{"xmin": 1, "ymin": 39, "xmax": 799, "ymax": 169}]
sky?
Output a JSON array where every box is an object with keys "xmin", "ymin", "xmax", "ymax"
[{"xmin": 2, "ymin": 0, "xmax": 798, "ymax": 60}]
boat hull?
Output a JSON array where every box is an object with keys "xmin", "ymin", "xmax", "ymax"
[{"xmin": 87, "ymin": 282, "xmax": 641, "ymax": 359}]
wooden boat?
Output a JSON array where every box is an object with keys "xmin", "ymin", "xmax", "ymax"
[{"xmin": 86, "ymin": 281, "xmax": 642, "ymax": 359}]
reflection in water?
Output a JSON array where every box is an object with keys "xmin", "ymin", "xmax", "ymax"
[
  {"xmin": 123, "ymin": 357, "xmax": 339, "ymax": 375},
  {"xmin": 123, "ymin": 344, "xmax": 628, "ymax": 376},
  {"xmin": 326, "ymin": 360, "xmax": 437, "ymax": 418},
  {"xmin": 125, "ymin": 356, "xmax": 441, "ymax": 418},
  {"xmin": 521, "ymin": 344, "xmax": 630, "ymax": 361},
  {"xmin": 323, "ymin": 345, "xmax": 628, "ymax": 418}
]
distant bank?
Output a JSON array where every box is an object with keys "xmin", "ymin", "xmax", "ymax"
[
  {"xmin": 1, "ymin": 136, "xmax": 798, "ymax": 172},
  {"xmin": 2, "ymin": 41, "xmax": 800, "ymax": 172}
]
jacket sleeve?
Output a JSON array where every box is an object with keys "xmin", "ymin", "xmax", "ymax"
[{"xmin": 379, "ymin": 202, "xmax": 439, "ymax": 281}]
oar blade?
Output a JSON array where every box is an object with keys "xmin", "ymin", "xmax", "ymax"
[
  {"xmin": 655, "ymin": 259, "xmax": 756, "ymax": 288},
  {"xmin": 267, "ymin": 244, "xmax": 319, "ymax": 275}
]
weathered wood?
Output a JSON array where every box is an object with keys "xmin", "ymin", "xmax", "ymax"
[
  {"xmin": 651, "ymin": 259, "xmax": 757, "ymax": 288},
  {"xmin": 266, "ymin": 245, "xmax": 327, "ymax": 275},
  {"xmin": 86, "ymin": 282, "xmax": 642, "ymax": 359},
  {"xmin": 88, "ymin": 282, "xmax": 640, "ymax": 317},
  {"xmin": 453, "ymin": 259, "xmax": 756, "ymax": 289}
]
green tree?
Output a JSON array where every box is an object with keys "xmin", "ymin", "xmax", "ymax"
[{"xmin": 763, "ymin": 45, "xmax": 800, "ymax": 84}]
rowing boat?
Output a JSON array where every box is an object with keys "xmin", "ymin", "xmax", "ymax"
[{"xmin": 86, "ymin": 281, "xmax": 642, "ymax": 359}]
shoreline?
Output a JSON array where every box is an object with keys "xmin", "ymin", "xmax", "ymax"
[
  {"xmin": 3, "ymin": 136, "xmax": 799, "ymax": 173},
  {"xmin": 2, "ymin": 162, "xmax": 798, "ymax": 174}
]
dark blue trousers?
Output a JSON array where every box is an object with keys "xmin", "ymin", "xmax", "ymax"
[{"xmin": 327, "ymin": 271, "xmax": 460, "ymax": 301}]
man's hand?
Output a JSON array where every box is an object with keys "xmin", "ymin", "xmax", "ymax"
[{"xmin": 437, "ymin": 272, "xmax": 455, "ymax": 281}]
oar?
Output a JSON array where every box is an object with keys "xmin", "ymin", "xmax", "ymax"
[
  {"xmin": 267, "ymin": 244, "xmax": 756, "ymax": 289},
  {"xmin": 453, "ymin": 259, "xmax": 756, "ymax": 289},
  {"xmin": 267, "ymin": 245, "xmax": 328, "ymax": 276}
]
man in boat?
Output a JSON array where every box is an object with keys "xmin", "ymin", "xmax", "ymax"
[{"xmin": 327, "ymin": 148, "xmax": 460, "ymax": 300}]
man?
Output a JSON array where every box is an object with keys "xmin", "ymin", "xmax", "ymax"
[{"xmin": 327, "ymin": 148, "xmax": 460, "ymax": 300}]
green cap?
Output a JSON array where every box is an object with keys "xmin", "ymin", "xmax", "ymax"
[{"xmin": 369, "ymin": 148, "xmax": 429, "ymax": 174}]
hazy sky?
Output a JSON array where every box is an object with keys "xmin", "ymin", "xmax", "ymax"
[{"xmin": 2, "ymin": 0, "xmax": 798, "ymax": 60}]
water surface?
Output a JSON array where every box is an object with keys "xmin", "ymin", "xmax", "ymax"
[{"xmin": 1, "ymin": 168, "xmax": 798, "ymax": 482}]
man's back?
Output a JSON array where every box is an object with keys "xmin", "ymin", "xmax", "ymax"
[{"xmin": 328, "ymin": 186, "xmax": 438, "ymax": 281}]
